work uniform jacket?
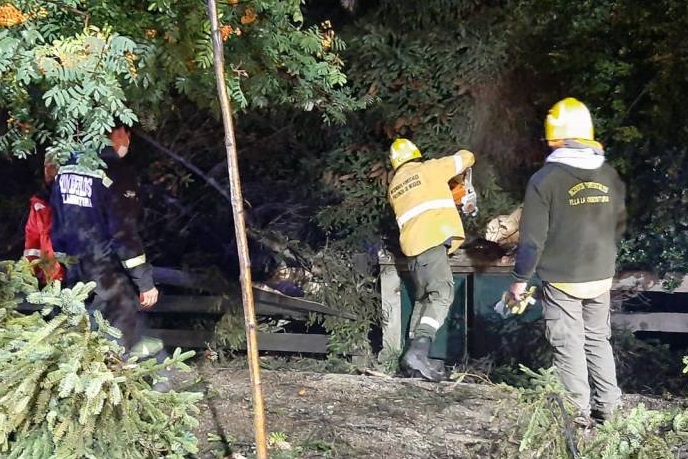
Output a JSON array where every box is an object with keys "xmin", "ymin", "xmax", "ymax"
[
  {"xmin": 388, "ymin": 152, "xmax": 473, "ymax": 257},
  {"xmin": 24, "ymin": 190, "xmax": 64, "ymax": 283},
  {"xmin": 513, "ymin": 148, "xmax": 626, "ymax": 285},
  {"xmin": 50, "ymin": 147, "xmax": 154, "ymax": 293}
]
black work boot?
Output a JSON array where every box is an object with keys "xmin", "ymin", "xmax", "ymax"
[{"xmin": 400, "ymin": 337, "xmax": 446, "ymax": 382}]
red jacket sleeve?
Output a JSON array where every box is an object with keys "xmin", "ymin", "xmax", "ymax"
[
  {"xmin": 24, "ymin": 195, "xmax": 64, "ymax": 282},
  {"xmin": 24, "ymin": 196, "xmax": 43, "ymax": 260}
]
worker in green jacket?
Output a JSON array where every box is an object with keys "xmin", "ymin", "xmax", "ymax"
[{"xmin": 509, "ymin": 97, "xmax": 627, "ymax": 425}]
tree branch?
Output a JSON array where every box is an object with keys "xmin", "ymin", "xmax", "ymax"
[
  {"xmin": 134, "ymin": 129, "xmax": 232, "ymax": 204},
  {"xmin": 43, "ymin": 0, "xmax": 90, "ymax": 26}
]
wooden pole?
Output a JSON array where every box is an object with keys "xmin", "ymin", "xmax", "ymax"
[{"xmin": 205, "ymin": 1, "xmax": 268, "ymax": 458}]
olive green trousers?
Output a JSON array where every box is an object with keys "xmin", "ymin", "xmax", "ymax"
[{"xmin": 407, "ymin": 244, "xmax": 454, "ymax": 341}]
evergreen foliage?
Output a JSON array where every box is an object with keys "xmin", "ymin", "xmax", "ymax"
[
  {"xmin": 581, "ymin": 405, "xmax": 688, "ymax": 459},
  {"xmin": 213, "ymin": 245, "xmax": 383, "ymax": 359},
  {"xmin": 481, "ymin": 364, "xmax": 688, "ymax": 459},
  {"xmin": 309, "ymin": 248, "xmax": 382, "ymax": 357},
  {"xmin": 0, "ymin": 259, "xmax": 202, "ymax": 458},
  {"xmin": 508, "ymin": 366, "xmax": 577, "ymax": 459}
]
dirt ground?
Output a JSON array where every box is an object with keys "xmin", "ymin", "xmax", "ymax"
[
  {"xmin": 175, "ymin": 366, "xmax": 677, "ymax": 459},
  {"xmin": 191, "ymin": 368, "xmax": 507, "ymax": 459}
]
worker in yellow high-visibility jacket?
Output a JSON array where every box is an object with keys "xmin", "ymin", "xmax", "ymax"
[{"xmin": 387, "ymin": 138, "xmax": 475, "ymax": 381}]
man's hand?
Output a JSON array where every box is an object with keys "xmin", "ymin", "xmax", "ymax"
[
  {"xmin": 139, "ymin": 287, "xmax": 159, "ymax": 309},
  {"xmin": 508, "ymin": 281, "xmax": 527, "ymax": 301}
]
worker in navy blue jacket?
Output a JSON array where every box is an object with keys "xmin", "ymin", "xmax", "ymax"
[{"xmin": 51, "ymin": 124, "xmax": 158, "ymax": 350}]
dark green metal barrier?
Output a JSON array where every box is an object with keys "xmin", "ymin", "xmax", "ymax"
[
  {"xmin": 399, "ymin": 273, "xmax": 469, "ymax": 361},
  {"xmin": 380, "ymin": 250, "xmax": 543, "ymax": 363}
]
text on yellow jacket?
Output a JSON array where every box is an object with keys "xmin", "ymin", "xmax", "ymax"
[{"xmin": 388, "ymin": 150, "xmax": 475, "ymax": 256}]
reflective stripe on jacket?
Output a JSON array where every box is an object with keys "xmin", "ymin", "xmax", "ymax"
[{"xmin": 388, "ymin": 153, "xmax": 472, "ymax": 256}]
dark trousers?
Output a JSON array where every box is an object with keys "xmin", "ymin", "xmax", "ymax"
[
  {"xmin": 407, "ymin": 245, "xmax": 455, "ymax": 341},
  {"xmin": 66, "ymin": 255, "xmax": 143, "ymax": 350}
]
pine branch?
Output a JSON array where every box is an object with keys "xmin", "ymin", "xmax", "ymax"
[{"xmin": 0, "ymin": 260, "xmax": 202, "ymax": 457}]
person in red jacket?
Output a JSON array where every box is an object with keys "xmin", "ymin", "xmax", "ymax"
[{"xmin": 23, "ymin": 157, "xmax": 64, "ymax": 285}]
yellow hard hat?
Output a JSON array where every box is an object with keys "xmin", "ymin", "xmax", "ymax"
[
  {"xmin": 389, "ymin": 138, "xmax": 421, "ymax": 170},
  {"xmin": 545, "ymin": 97, "xmax": 594, "ymax": 141}
]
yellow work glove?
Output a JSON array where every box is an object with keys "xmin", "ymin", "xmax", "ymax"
[{"xmin": 494, "ymin": 286, "xmax": 537, "ymax": 317}]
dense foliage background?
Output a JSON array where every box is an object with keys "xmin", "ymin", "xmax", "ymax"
[
  {"xmin": 3, "ymin": 0, "xmax": 687, "ymax": 272},
  {"xmin": 1, "ymin": 0, "xmax": 688, "ymax": 355}
]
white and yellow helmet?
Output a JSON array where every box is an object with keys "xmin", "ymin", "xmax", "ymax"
[
  {"xmin": 389, "ymin": 138, "xmax": 422, "ymax": 170},
  {"xmin": 545, "ymin": 97, "xmax": 594, "ymax": 141}
]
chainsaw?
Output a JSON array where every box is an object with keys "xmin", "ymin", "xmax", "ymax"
[
  {"xmin": 450, "ymin": 167, "xmax": 478, "ymax": 217},
  {"xmin": 494, "ymin": 285, "xmax": 537, "ymax": 318}
]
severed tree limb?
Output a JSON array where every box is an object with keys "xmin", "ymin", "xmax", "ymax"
[
  {"xmin": 135, "ymin": 123, "xmax": 317, "ymax": 280},
  {"xmin": 136, "ymin": 129, "xmax": 311, "ymax": 268}
]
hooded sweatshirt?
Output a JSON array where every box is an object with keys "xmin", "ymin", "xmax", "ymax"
[{"xmin": 513, "ymin": 147, "xmax": 626, "ymax": 286}]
